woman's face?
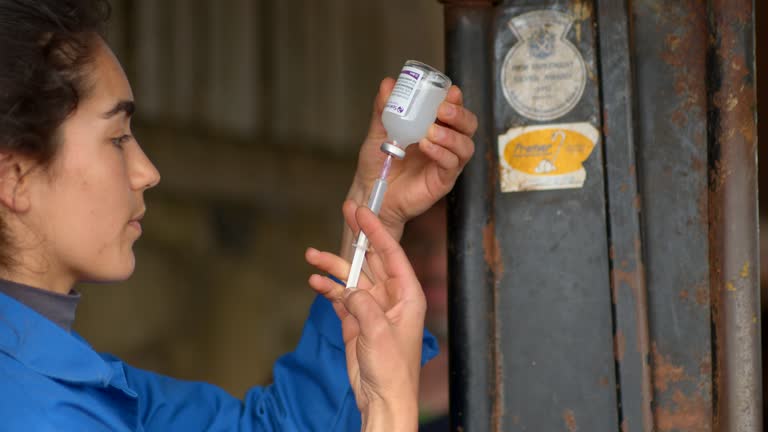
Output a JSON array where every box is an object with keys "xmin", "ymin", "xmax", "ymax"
[{"xmin": 22, "ymin": 38, "xmax": 160, "ymax": 290}]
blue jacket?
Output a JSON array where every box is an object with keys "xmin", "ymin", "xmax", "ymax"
[{"xmin": 0, "ymin": 292, "xmax": 438, "ymax": 431}]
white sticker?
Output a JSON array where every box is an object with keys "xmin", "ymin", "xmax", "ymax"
[
  {"xmin": 501, "ymin": 10, "xmax": 587, "ymax": 121},
  {"xmin": 384, "ymin": 66, "xmax": 424, "ymax": 117},
  {"xmin": 497, "ymin": 122, "xmax": 599, "ymax": 192}
]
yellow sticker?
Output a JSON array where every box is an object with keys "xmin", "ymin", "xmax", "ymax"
[{"xmin": 497, "ymin": 122, "xmax": 599, "ymax": 192}]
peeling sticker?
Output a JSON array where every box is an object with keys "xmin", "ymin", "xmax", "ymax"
[
  {"xmin": 497, "ymin": 122, "xmax": 598, "ymax": 192},
  {"xmin": 500, "ymin": 10, "xmax": 587, "ymax": 121}
]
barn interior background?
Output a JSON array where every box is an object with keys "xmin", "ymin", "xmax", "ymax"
[{"xmin": 74, "ymin": 0, "xmax": 444, "ymax": 397}]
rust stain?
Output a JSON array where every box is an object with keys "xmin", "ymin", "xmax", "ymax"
[
  {"xmin": 633, "ymin": 195, "xmax": 641, "ymax": 211},
  {"xmin": 691, "ymin": 155, "xmax": 705, "ymax": 173},
  {"xmin": 654, "ymin": 390, "xmax": 709, "ymax": 431},
  {"xmin": 679, "ymin": 289, "xmax": 689, "ymax": 300},
  {"xmin": 709, "ymin": 160, "xmax": 732, "ymax": 193},
  {"xmin": 652, "ymin": 343, "xmax": 687, "ymax": 392},
  {"xmin": 612, "ymin": 266, "xmax": 641, "ymax": 305},
  {"xmin": 621, "ymin": 419, "xmax": 628, "ymax": 432},
  {"xmin": 700, "ymin": 356, "xmax": 712, "ymax": 376},
  {"xmin": 483, "ymin": 217, "xmax": 504, "ymax": 430},
  {"xmin": 671, "ymin": 110, "xmax": 686, "ymax": 127},
  {"xmin": 491, "ymin": 344, "xmax": 504, "ymax": 431},
  {"xmin": 512, "ymin": 415, "xmax": 520, "ymax": 425},
  {"xmin": 694, "ymin": 284, "xmax": 708, "ymax": 306},
  {"xmin": 615, "ymin": 330, "xmax": 626, "ymax": 362},
  {"xmin": 696, "ymin": 186, "xmax": 708, "ymax": 225},
  {"xmin": 598, "ymin": 376, "xmax": 610, "ymax": 388},
  {"xmin": 658, "ymin": 0, "xmax": 707, "ymax": 128},
  {"xmin": 482, "ymin": 222, "xmax": 504, "ymax": 277},
  {"xmin": 712, "ymin": 12, "xmax": 756, "ymax": 145},
  {"xmin": 563, "ymin": 409, "xmax": 578, "ymax": 432},
  {"xmin": 725, "ymin": 281, "xmax": 736, "ymax": 291}
]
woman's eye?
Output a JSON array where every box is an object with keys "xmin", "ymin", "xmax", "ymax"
[{"xmin": 111, "ymin": 134, "xmax": 132, "ymax": 148}]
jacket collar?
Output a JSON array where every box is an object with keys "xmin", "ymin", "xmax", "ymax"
[{"xmin": 0, "ymin": 291, "xmax": 115, "ymax": 386}]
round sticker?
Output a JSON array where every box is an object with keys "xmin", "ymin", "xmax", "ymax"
[{"xmin": 501, "ymin": 10, "xmax": 587, "ymax": 121}]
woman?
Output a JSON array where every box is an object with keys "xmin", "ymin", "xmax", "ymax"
[{"xmin": 0, "ymin": 0, "xmax": 477, "ymax": 431}]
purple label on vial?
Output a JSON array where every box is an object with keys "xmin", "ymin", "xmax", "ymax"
[{"xmin": 401, "ymin": 70, "xmax": 421, "ymax": 80}]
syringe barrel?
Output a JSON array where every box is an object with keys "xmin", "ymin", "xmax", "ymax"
[
  {"xmin": 346, "ymin": 232, "xmax": 368, "ymax": 289},
  {"xmin": 367, "ymin": 178, "xmax": 388, "ymax": 215}
]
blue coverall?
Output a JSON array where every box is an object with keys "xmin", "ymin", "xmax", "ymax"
[{"xmin": 0, "ymin": 292, "xmax": 438, "ymax": 431}]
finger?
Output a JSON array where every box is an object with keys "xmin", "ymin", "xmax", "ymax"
[
  {"xmin": 355, "ymin": 207, "xmax": 417, "ymax": 282},
  {"xmin": 373, "ymin": 77, "xmax": 396, "ymax": 115},
  {"xmin": 305, "ymin": 247, "xmax": 373, "ymax": 292},
  {"xmin": 343, "ymin": 289, "xmax": 390, "ymax": 342},
  {"xmin": 368, "ymin": 78, "xmax": 396, "ymax": 137},
  {"xmin": 443, "ymin": 84, "xmax": 464, "ymax": 106},
  {"xmin": 343, "ymin": 200, "xmax": 361, "ymax": 236},
  {"xmin": 306, "ymin": 271, "xmax": 350, "ymax": 320},
  {"xmin": 418, "ymin": 137, "xmax": 461, "ymax": 174},
  {"xmin": 308, "ymin": 273, "xmax": 347, "ymax": 308},
  {"xmin": 364, "ymin": 247, "xmax": 388, "ymax": 284},
  {"xmin": 436, "ymin": 101, "xmax": 478, "ymax": 138},
  {"xmin": 426, "ymin": 123, "xmax": 475, "ymax": 166}
]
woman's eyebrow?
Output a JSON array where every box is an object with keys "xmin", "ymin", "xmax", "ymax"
[{"xmin": 102, "ymin": 100, "xmax": 135, "ymax": 119}]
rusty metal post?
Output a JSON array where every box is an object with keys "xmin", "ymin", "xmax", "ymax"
[
  {"xmin": 441, "ymin": 1, "xmax": 496, "ymax": 430},
  {"xmin": 595, "ymin": 0, "xmax": 654, "ymax": 430},
  {"xmin": 708, "ymin": 0, "xmax": 761, "ymax": 431},
  {"xmin": 442, "ymin": 0, "xmax": 761, "ymax": 430}
]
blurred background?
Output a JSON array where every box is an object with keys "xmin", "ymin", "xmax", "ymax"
[
  {"xmin": 70, "ymin": 0, "xmax": 766, "ymax": 429},
  {"xmin": 73, "ymin": 0, "xmax": 446, "ymax": 399}
]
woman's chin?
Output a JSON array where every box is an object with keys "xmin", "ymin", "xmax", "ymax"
[{"xmin": 79, "ymin": 257, "xmax": 136, "ymax": 283}]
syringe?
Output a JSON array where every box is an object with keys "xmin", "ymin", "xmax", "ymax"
[{"xmin": 345, "ymin": 143, "xmax": 404, "ymax": 289}]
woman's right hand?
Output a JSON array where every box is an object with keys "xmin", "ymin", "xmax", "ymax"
[{"xmin": 305, "ymin": 202, "xmax": 426, "ymax": 432}]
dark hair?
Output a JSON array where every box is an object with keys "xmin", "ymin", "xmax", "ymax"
[
  {"xmin": 0, "ymin": 0, "xmax": 110, "ymax": 269},
  {"xmin": 0, "ymin": 0, "xmax": 111, "ymax": 166}
]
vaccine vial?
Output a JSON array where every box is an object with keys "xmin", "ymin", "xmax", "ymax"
[{"xmin": 381, "ymin": 60, "xmax": 452, "ymax": 159}]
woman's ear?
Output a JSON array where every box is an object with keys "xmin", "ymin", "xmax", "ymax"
[{"xmin": 0, "ymin": 153, "xmax": 32, "ymax": 213}]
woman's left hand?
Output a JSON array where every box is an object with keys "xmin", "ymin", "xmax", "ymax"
[{"xmin": 343, "ymin": 78, "xmax": 477, "ymax": 256}]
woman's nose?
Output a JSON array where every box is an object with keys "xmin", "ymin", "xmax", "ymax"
[{"xmin": 129, "ymin": 141, "xmax": 161, "ymax": 190}]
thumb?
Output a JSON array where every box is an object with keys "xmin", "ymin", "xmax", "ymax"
[{"xmin": 368, "ymin": 78, "xmax": 395, "ymax": 137}]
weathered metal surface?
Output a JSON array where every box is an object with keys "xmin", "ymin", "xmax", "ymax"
[
  {"xmin": 632, "ymin": 1, "xmax": 714, "ymax": 430},
  {"xmin": 444, "ymin": 0, "xmax": 760, "ymax": 430},
  {"xmin": 594, "ymin": 0, "xmax": 653, "ymax": 430},
  {"xmin": 708, "ymin": 0, "xmax": 761, "ymax": 431},
  {"xmin": 491, "ymin": 0, "xmax": 618, "ymax": 430},
  {"xmin": 442, "ymin": 2, "xmax": 496, "ymax": 431}
]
